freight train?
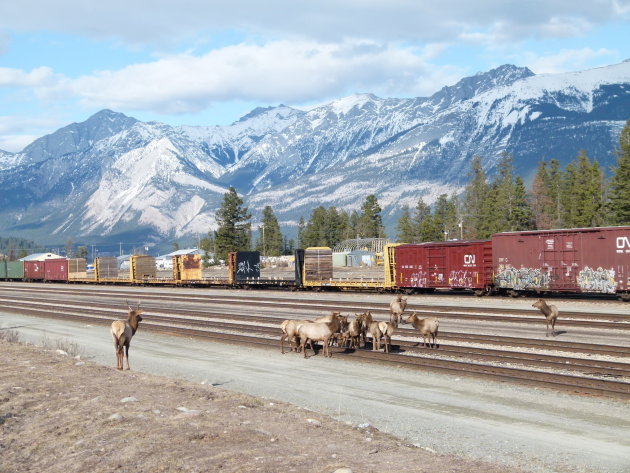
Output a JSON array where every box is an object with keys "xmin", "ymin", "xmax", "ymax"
[{"xmin": 1, "ymin": 226, "xmax": 629, "ymax": 301}]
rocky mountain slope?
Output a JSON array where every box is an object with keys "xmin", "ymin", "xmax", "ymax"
[{"xmin": 0, "ymin": 61, "xmax": 628, "ymax": 246}]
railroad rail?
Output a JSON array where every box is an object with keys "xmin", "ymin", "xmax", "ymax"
[{"xmin": 1, "ymin": 284, "xmax": 629, "ymax": 399}]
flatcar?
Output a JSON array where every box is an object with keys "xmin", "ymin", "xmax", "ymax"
[{"xmin": 1, "ymin": 225, "xmax": 629, "ymax": 300}]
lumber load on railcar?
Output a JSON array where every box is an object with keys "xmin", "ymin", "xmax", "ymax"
[
  {"xmin": 492, "ymin": 226, "xmax": 630, "ymax": 299},
  {"xmin": 173, "ymin": 254, "xmax": 202, "ymax": 281},
  {"xmin": 68, "ymin": 258, "xmax": 88, "ymax": 280}
]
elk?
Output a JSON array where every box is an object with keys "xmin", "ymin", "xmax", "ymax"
[
  {"xmin": 356, "ymin": 311, "xmax": 373, "ymax": 347},
  {"xmin": 298, "ymin": 313, "xmax": 341, "ymax": 358},
  {"xmin": 405, "ymin": 312, "xmax": 439, "ymax": 348},
  {"xmin": 111, "ymin": 301, "xmax": 143, "ymax": 370},
  {"xmin": 390, "ymin": 295, "xmax": 407, "ymax": 323},
  {"xmin": 369, "ymin": 319, "xmax": 397, "ymax": 353},
  {"xmin": 340, "ymin": 315, "xmax": 361, "ymax": 349},
  {"xmin": 532, "ymin": 299, "xmax": 559, "ymax": 337},
  {"xmin": 280, "ymin": 319, "xmax": 312, "ymax": 354}
]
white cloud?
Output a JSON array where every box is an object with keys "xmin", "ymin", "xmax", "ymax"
[
  {"xmin": 521, "ymin": 48, "xmax": 617, "ymax": 74},
  {"xmin": 31, "ymin": 40, "xmax": 462, "ymax": 114},
  {"xmin": 0, "ymin": 66, "xmax": 58, "ymax": 87},
  {"xmin": 1, "ymin": 1, "xmax": 627, "ymax": 46}
]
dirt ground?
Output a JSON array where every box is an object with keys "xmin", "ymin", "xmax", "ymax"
[{"xmin": 0, "ymin": 340, "xmax": 525, "ymax": 473}]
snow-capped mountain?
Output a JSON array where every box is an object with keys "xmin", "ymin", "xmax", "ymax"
[{"xmin": 0, "ymin": 61, "xmax": 628, "ymax": 246}]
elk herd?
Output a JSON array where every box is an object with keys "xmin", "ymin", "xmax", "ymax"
[
  {"xmin": 108, "ymin": 294, "xmax": 561, "ymax": 368},
  {"xmin": 280, "ymin": 294, "xmax": 440, "ymax": 358}
]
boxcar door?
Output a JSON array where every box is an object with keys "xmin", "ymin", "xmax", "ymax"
[
  {"xmin": 427, "ymin": 246, "xmax": 446, "ymax": 288},
  {"xmin": 543, "ymin": 232, "xmax": 581, "ymax": 291}
]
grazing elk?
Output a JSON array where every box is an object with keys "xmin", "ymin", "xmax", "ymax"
[
  {"xmin": 405, "ymin": 312, "xmax": 439, "ymax": 348},
  {"xmin": 389, "ymin": 295, "xmax": 408, "ymax": 323},
  {"xmin": 111, "ymin": 301, "xmax": 144, "ymax": 370},
  {"xmin": 340, "ymin": 315, "xmax": 361, "ymax": 349},
  {"xmin": 532, "ymin": 299, "xmax": 559, "ymax": 337}
]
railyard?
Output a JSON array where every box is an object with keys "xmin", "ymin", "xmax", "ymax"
[{"xmin": 1, "ymin": 281, "xmax": 630, "ymax": 472}]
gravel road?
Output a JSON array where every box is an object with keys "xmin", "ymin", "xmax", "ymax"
[{"xmin": 1, "ymin": 289, "xmax": 629, "ymax": 473}]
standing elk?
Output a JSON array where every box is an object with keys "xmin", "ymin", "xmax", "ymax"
[
  {"xmin": 405, "ymin": 312, "xmax": 439, "ymax": 348},
  {"xmin": 532, "ymin": 299, "xmax": 559, "ymax": 337},
  {"xmin": 298, "ymin": 313, "xmax": 342, "ymax": 358},
  {"xmin": 390, "ymin": 295, "xmax": 407, "ymax": 323},
  {"xmin": 357, "ymin": 311, "xmax": 373, "ymax": 347},
  {"xmin": 111, "ymin": 301, "xmax": 144, "ymax": 370}
]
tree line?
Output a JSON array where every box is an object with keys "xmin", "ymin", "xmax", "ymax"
[{"xmin": 195, "ymin": 119, "xmax": 630, "ymax": 262}]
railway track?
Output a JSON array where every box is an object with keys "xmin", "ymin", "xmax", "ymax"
[{"xmin": 1, "ymin": 284, "xmax": 629, "ymax": 399}]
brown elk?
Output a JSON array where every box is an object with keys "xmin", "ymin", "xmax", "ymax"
[
  {"xmin": 111, "ymin": 301, "xmax": 144, "ymax": 370},
  {"xmin": 405, "ymin": 312, "xmax": 439, "ymax": 348},
  {"xmin": 298, "ymin": 313, "xmax": 342, "ymax": 358},
  {"xmin": 532, "ymin": 299, "xmax": 559, "ymax": 337},
  {"xmin": 389, "ymin": 294, "xmax": 408, "ymax": 323},
  {"xmin": 356, "ymin": 311, "xmax": 373, "ymax": 347}
]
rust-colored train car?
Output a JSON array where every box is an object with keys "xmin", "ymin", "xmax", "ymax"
[
  {"xmin": 394, "ymin": 240, "xmax": 493, "ymax": 294},
  {"xmin": 44, "ymin": 258, "xmax": 68, "ymax": 281},
  {"xmin": 492, "ymin": 226, "xmax": 630, "ymax": 297},
  {"xmin": 23, "ymin": 261, "xmax": 45, "ymax": 280}
]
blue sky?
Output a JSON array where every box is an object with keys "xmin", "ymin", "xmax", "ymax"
[{"xmin": 1, "ymin": 0, "xmax": 629, "ymax": 152}]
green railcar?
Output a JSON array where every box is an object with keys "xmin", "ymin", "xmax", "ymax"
[{"xmin": 7, "ymin": 261, "xmax": 24, "ymax": 279}]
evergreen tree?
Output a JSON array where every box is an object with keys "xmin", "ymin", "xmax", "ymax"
[
  {"xmin": 302, "ymin": 206, "xmax": 328, "ymax": 247},
  {"xmin": 462, "ymin": 156, "xmax": 488, "ymax": 239},
  {"xmin": 396, "ymin": 205, "xmax": 415, "ymax": 243},
  {"xmin": 349, "ymin": 210, "xmax": 360, "ymax": 238},
  {"xmin": 76, "ymin": 246, "xmax": 88, "ymax": 259},
  {"xmin": 530, "ymin": 161, "xmax": 554, "ymax": 230},
  {"xmin": 213, "ymin": 186, "xmax": 252, "ymax": 261},
  {"xmin": 561, "ymin": 151, "xmax": 605, "ymax": 228},
  {"xmin": 433, "ymin": 193, "xmax": 459, "ymax": 240},
  {"xmin": 357, "ymin": 194, "xmax": 386, "ymax": 238},
  {"xmin": 608, "ymin": 119, "xmax": 630, "ymax": 225},
  {"xmin": 547, "ymin": 159, "xmax": 563, "ymax": 227},
  {"xmin": 297, "ymin": 217, "xmax": 306, "ymax": 248},
  {"xmin": 255, "ymin": 206, "xmax": 283, "ymax": 256},
  {"xmin": 199, "ymin": 234, "xmax": 215, "ymax": 266},
  {"xmin": 511, "ymin": 176, "xmax": 534, "ymax": 230},
  {"xmin": 414, "ymin": 199, "xmax": 436, "ymax": 242}
]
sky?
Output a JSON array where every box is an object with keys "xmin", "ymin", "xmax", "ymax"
[{"xmin": 1, "ymin": 0, "xmax": 629, "ymax": 152}]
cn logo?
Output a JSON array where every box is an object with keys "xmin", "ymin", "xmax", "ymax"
[
  {"xmin": 617, "ymin": 236, "xmax": 630, "ymax": 249},
  {"xmin": 464, "ymin": 254, "xmax": 476, "ymax": 265}
]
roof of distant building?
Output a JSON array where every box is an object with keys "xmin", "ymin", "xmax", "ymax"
[{"xmin": 20, "ymin": 252, "xmax": 64, "ymax": 261}]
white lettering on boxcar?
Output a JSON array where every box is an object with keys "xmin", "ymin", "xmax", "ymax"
[
  {"xmin": 464, "ymin": 255, "xmax": 476, "ymax": 265},
  {"xmin": 616, "ymin": 236, "xmax": 630, "ymax": 253}
]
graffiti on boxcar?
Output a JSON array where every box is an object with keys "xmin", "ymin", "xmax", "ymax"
[
  {"xmin": 409, "ymin": 271, "xmax": 429, "ymax": 287},
  {"xmin": 577, "ymin": 266, "xmax": 616, "ymax": 294},
  {"xmin": 449, "ymin": 270, "xmax": 473, "ymax": 287},
  {"xmin": 495, "ymin": 266, "xmax": 551, "ymax": 290}
]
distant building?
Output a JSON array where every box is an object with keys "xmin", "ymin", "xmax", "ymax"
[
  {"xmin": 155, "ymin": 248, "xmax": 206, "ymax": 270},
  {"xmin": 19, "ymin": 253, "xmax": 64, "ymax": 262}
]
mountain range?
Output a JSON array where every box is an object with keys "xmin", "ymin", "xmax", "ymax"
[{"xmin": 0, "ymin": 60, "xmax": 628, "ymax": 249}]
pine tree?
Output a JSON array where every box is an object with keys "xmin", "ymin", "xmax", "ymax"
[
  {"xmin": 530, "ymin": 161, "xmax": 554, "ymax": 230},
  {"xmin": 396, "ymin": 205, "xmax": 415, "ymax": 243},
  {"xmin": 255, "ymin": 206, "xmax": 283, "ymax": 256},
  {"xmin": 462, "ymin": 156, "xmax": 488, "ymax": 239},
  {"xmin": 297, "ymin": 217, "xmax": 306, "ymax": 248},
  {"xmin": 547, "ymin": 159, "xmax": 563, "ymax": 227},
  {"xmin": 357, "ymin": 195, "xmax": 386, "ymax": 238},
  {"xmin": 414, "ymin": 199, "xmax": 436, "ymax": 242},
  {"xmin": 511, "ymin": 176, "xmax": 534, "ymax": 230},
  {"xmin": 608, "ymin": 119, "xmax": 630, "ymax": 225},
  {"xmin": 214, "ymin": 186, "xmax": 252, "ymax": 261}
]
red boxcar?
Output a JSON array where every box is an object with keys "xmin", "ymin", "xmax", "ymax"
[
  {"xmin": 44, "ymin": 258, "xmax": 68, "ymax": 282},
  {"xmin": 492, "ymin": 226, "xmax": 630, "ymax": 296},
  {"xmin": 394, "ymin": 240, "xmax": 493, "ymax": 294},
  {"xmin": 24, "ymin": 261, "xmax": 45, "ymax": 280}
]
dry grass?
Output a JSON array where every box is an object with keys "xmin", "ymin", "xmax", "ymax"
[{"xmin": 0, "ymin": 339, "xmax": 525, "ymax": 473}]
